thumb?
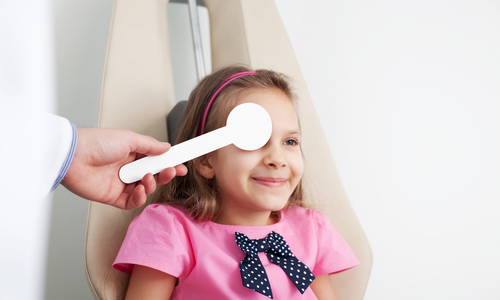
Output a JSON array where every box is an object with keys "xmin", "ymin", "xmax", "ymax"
[{"xmin": 128, "ymin": 133, "xmax": 171, "ymax": 156}]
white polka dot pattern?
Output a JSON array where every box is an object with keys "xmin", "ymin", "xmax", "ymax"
[{"xmin": 235, "ymin": 231, "xmax": 315, "ymax": 299}]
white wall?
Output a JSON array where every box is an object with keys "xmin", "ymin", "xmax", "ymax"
[
  {"xmin": 275, "ymin": 0, "xmax": 500, "ymax": 298},
  {"xmin": 46, "ymin": 1, "xmax": 113, "ymax": 299},
  {"xmin": 47, "ymin": 0, "xmax": 500, "ymax": 299}
]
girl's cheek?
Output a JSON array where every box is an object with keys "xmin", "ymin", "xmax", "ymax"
[{"xmin": 296, "ymin": 155, "xmax": 305, "ymax": 174}]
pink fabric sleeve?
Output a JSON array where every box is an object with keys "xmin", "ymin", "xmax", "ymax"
[
  {"xmin": 113, "ymin": 205, "xmax": 193, "ymax": 278},
  {"xmin": 311, "ymin": 210, "xmax": 360, "ymax": 275}
]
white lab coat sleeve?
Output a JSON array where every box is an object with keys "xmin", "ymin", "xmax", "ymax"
[{"xmin": 0, "ymin": 109, "xmax": 75, "ymax": 199}]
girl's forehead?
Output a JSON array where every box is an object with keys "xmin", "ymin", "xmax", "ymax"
[
  {"xmin": 234, "ymin": 89, "xmax": 300, "ymax": 130},
  {"xmin": 234, "ymin": 88, "xmax": 294, "ymax": 109}
]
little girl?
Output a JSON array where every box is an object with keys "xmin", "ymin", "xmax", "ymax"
[{"xmin": 113, "ymin": 66, "xmax": 359, "ymax": 299}]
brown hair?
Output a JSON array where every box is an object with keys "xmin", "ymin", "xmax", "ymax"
[{"xmin": 154, "ymin": 65, "xmax": 305, "ymax": 221}]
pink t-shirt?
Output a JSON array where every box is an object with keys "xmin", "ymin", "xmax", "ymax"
[{"xmin": 114, "ymin": 204, "xmax": 359, "ymax": 299}]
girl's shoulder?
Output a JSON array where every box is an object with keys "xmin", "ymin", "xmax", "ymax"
[
  {"xmin": 139, "ymin": 203, "xmax": 183, "ymax": 216},
  {"xmin": 141, "ymin": 203, "xmax": 186, "ymax": 215},
  {"xmin": 283, "ymin": 205, "xmax": 332, "ymax": 227},
  {"xmin": 133, "ymin": 204, "xmax": 192, "ymax": 227}
]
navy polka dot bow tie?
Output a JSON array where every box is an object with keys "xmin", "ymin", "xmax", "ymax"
[{"xmin": 235, "ymin": 231, "xmax": 315, "ymax": 299}]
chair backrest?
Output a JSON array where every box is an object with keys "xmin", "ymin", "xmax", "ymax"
[
  {"xmin": 85, "ymin": 1, "xmax": 372, "ymax": 299},
  {"xmin": 166, "ymin": 101, "xmax": 188, "ymax": 145}
]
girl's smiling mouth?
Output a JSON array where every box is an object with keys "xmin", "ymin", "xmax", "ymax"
[{"xmin": 251, "ymin": 177, "xmax": 288, "ymax": 187}]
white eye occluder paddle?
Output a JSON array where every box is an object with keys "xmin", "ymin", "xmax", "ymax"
[{"xmin": 119, "ymin": 103, "xmax": 272, "ymax": 184}]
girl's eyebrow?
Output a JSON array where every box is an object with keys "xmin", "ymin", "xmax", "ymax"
[{"xmin": 286, "ymin": 129, "xmax": 301, "ymax": 136}]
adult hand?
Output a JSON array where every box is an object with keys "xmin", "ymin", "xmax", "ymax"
[{"xmin": 61, "ymin": 128, "xmax": 187, "ymax": 210}]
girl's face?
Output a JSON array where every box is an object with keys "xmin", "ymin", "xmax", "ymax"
[{"xmin": 198, "ymin": 88, "xmax": 303, "ymax": 226}]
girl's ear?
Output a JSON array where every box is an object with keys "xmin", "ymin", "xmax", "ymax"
[{"xmin": 195, "ymin": 155, "xmax": 215, "ymax": 179}]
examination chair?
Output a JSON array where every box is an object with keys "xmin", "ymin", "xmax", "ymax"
[{"xmin": 85, "ymin": 0, "xmax": 372, "ymax": 299}]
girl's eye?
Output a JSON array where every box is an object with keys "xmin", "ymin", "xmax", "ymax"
[{"xmin": 283, "ymin": 139, "xmax": 298, "ymax": 146}]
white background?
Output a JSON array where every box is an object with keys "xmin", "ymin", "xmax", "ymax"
[{"xmin": 45, "ymin": 0, "xmax": 500, "ymax": 299}]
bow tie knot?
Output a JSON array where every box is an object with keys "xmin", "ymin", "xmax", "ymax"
[
  {"xmin": 237, "ymin": 231, "xmax": 290, "ymax": 257},
  {"xmin": 235, "ymin": 231, "xmax": 315, "ymax": 299}
]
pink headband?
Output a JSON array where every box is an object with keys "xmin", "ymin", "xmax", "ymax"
[{"xmin": 198, "ymin": 71, "xmax": 257, "ymax": 135}]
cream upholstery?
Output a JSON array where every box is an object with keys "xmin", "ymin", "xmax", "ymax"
[{"xmin": 85, "ymin": 0, "xmax": 372, "ymax": 299}]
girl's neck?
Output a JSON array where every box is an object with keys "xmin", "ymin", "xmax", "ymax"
[{"xmin": 214, "ymin": 211, "xmax": 280, "ymax": 226}]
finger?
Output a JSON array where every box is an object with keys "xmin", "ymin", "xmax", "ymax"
[
  {"xmin": 107, "ymin": 192, "xmax": 134, "ymax": 210},
  {"xmin": 129, "ymin": 184, "xmax": 147, "ymax": 210},
  {"xmin": 128, "ymin": 132, "xmax": 171, "ymax": 156},
  {"xmin": 156, "ymin": 164, "xmax": 188, "ymax": 185},
  {"xmin": 174, "ymin": 164, "xmax": 188, "ymax": 176},
  {"xmin": 157, "ymin": 167, "xmax": 177, "ymax": 185},
  {"xmin": 141, "ymin": 173, "xmax": 156, "ymax": 196},
  {"xmin": 123, "ymin": 181, "xmax": 137, "ymax": 195}
]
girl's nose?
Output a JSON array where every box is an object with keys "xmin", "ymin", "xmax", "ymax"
[{"xmin": 263, "ymin": 144, "xmax": 286, "ymax": 168}]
